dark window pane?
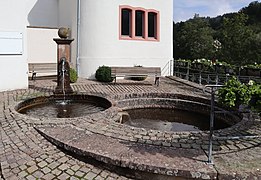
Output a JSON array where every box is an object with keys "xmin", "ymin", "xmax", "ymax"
[
  {"xmin": 121, "ymin": 9, "xmax": 131, "ymax": 36},
  {"xmin": 148, "ymin": 12, "xmax": 156, "ymax": 38},
  {"xmin": 135, "ymin": 10, "xmax": 144, "ymax": 37}
]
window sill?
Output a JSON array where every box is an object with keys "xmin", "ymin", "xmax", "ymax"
[{"xmin": 119, "ymin": 36, "xmax": 159, "ymax": 42}]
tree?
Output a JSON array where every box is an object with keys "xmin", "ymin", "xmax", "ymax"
[
  {"xmin": 175, "ymin": 17, "xmax": 214, "ymax": 60},
  {"xmin": 240, "ymin": 1, "xmax": 261, "ymax": 25},
  {"xmin": 248, "ymin": 32, "xmax": 261, "ymax": 64},
  {"xmin": 219, "ymin": 13, "xmax": 255, "ymax": 66}
]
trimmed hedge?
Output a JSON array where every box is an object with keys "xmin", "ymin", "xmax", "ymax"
[{"xmin": 95, "ymin": 66, "xmax": 113, "ymax": 82}]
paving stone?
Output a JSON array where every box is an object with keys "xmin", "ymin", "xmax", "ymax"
[
  {"xmin": 71, "ymin": 164, "xmax": 81, "ymax": 172},
  {"xmin": 94, "ymin": 176, "xmax": 105, "ymax": 180},
  {"xmin": 45, "ymin": 157, "xmax": 54, "ymax": 163},
  {"xmin": 26, "ymin": 161, "xmax": 36, "ymax": 166},
  {"xmin": 40, "ymin": 154, "xmax": 48, "ymax": 159},
  {"xmin": 57, "ymin": 172, "xmax": 70, "ymax": 179},
  {"xmin": 69, "ymin": 177, "xmax": 80, "ymax": 180},
  {"xmin": 58, "ymin": 156, "xmax": 69, "ymax": 163},
  {"xmin": 32, "ymin": 170, "xmax": 44, "ymax": 178},
  {"xmin": 38, "ymin": 160, "xmax": 48, "ymax": 168},
  {"xmin": 27, "ymin": 165, "xmax": 38, "ymax": 174},
  {"xmin": 66, "ymin": 169, "xmax": 75, "ymax": 176},
  {"xmin": 52, "ymin": 168, "xmax": 62, "ymax": 176},
  {"xmin": 18, "ymin": 170, "xmax": 28, "ymax": 177},
  {"xmin": 25, "ymin": 175, "xmax": 36, "ymax": 180},
  {"xmin": 58, "ymin": 163, "xmax": 69, "ymax": 171},
  {"xmin": 75, "ymin": 170, "xmax": 85, "ymax": 178},
  {"xmin": 99, "ymin": 171, "xmax": 110, "ymax": 178},
  {"xmin": 42, "ymin": 167, "xmax": 51, "ymax": 174},
  {"xmin": 42, "ymin": 173, "xmax": 56, "ymax": 179},
  {"xmin": 84, "ymin": 172, "xmax": 98, "ymax": 179},
  {"xmin": 48, "ymin": 161, "xmax": 60, "ymax": 169}
]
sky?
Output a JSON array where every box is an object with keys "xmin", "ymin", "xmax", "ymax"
[{"xmin": 173, "ymin": 0, "xmax": 260, "ymax": 22}]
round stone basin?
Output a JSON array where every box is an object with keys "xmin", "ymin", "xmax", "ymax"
[
  {"xmin": 16, "ymin": 94, "xmax": 111, "ymax": 118},
  {"xmin": 123, "ymin": 108, "xmax": 229, "ymax": 132},
  {"xmin": 116, "ymin": 94, "xmax": 241, "ymax": 132}
]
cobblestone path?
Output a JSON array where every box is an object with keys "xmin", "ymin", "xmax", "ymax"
[{"xmin": 0, "ymin": 77, "xmax": 260, "ymax": 179}]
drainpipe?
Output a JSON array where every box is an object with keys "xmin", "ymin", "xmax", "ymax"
[{"xmin": 76, "ymin": 0, "xmax": 81, "ymax": 74}]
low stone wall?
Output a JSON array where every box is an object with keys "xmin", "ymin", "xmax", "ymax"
[{"xmin": 115, "ymin": 93, "xmax": 241, "ymax": 127}]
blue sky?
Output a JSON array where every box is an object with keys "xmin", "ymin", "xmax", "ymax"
[{"xmin": 173, "ymin": 0, "xmax": 260, "ymax": 22}]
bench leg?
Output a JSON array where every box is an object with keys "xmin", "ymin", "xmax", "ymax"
[
  {"xmin": 32, "ymin": 72, "xmax": 36, "ymax": 80},
  {"xmin": 155, "ymin": 77, "xmax": 160, "ymax": 86},
  {"xmin": 114, "ymin": 77, "xmax": 117, "ymax": 84}
]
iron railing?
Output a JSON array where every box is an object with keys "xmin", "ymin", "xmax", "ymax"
[{"xmin": 174, "ymin": 60, "xmax": 261, "ymax": 85}]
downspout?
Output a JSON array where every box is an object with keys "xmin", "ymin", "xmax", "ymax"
[{"xmin": 76, "ymin": 0, "xmax": 81, "ymax": 74}]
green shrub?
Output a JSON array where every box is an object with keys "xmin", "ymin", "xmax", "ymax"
[
  {"xmin": 218, "ymin": 77, "xmax": 250, "ymax": 108},
  {"xmin": 69, "ymin": 68, "xmax": 78, "ymax": 83},
  {"xmin": 248, "ymin": 82, "xmax": 261, "ymax": 112},
  {"xmin": 95, "ymin": 66, "xmax": 113, "ymax": 82}
]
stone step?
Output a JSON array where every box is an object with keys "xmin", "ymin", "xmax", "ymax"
[{"xmin": 36, "ymin": 125, "xmax": 217, "ymax": 179}]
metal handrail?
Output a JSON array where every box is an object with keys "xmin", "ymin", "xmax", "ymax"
[
  {"xmin": 203, "ymin": 84, "xmax": 259, "ymax": 164},
  {"xmin": 204, "ymin": 85, "xmax": 224, "ymax": 164}
]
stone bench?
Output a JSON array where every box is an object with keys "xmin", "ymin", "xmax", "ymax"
[
  {"xmin": 111, "ymin": 66, "xmax": 161, "ymax": 86},
  {"xmin": 28, "ymin": 63, "xmax": 57, "ymax": 80}
]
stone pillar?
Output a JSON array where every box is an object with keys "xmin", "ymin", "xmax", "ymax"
[{"xmin": 53, "ymin": 38, "xmax": 74, "ymax": 95}]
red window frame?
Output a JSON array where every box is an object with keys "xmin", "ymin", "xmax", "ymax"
[{"xmin": 119, "ymin": 5, "xmax": 160, "ymax": 41}]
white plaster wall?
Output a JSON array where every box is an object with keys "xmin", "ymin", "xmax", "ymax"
[
  {"xmin": 58, "ymin": 0, "xmax": 78, "ymax": 68},
  {"xmin": 0, "ymin": 1, "xmax": 28, "ymax": 91},
  {"xmin": 78, "ymin": 0, "xmax": 173, "ymax": 78},
  {"xmin": 26, "ymin": 0, "xmax": 60, "ymax": 70},
  {"xmin": 26, "ymin": 0, "xmax": 59, "ymax": 27},
  {"xmin": 27, "ymin": 27, "xmax": 58, "ymax": 63}
]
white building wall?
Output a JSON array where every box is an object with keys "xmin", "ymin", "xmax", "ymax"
[
  {"xmin": 0, "ymin": 1, "xmax": 28, "ymax": 91},
  {"xmin": 58, "ymin": 0, "xmax": 78, "ymax": 68},
  {"xmin": 27, "ymin": 27, "xmax": 58, "ymax": 63},
  {"xmin": 26, "ymin": 0, "xmax": 59, "ymax": 27},
  {"xmin": 26, "ymin": 0, "xmax": 60, "ymax": 67},
  {"xmin": 78, "ymin": 0, "xmax": 173, "ymax": 78}
]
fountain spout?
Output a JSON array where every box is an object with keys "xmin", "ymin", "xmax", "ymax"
[
  {"xmin": 53, "ymin": 27, "xmax": 74, "ymax": 95},
  {"xmin": 54, "ymin": 57, "xmax": 73, "ymax": 95}
]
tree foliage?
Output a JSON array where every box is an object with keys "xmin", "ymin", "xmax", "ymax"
[
  {"xmin": 175, "ymin": 17, "xmax": 214, "ymax": 60},
  {"xmin": 174, "ymin": 1, "xmax": 261, "ymax": 66},
  {"xmin": 219, "ymin": 13, "xmax": 255, "ymax": 66}
]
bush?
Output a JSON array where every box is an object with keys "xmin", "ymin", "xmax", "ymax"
[
  {"xmin": 95, "ymin": 66, "xmax": 113, "ymax": 82},
  {"xmin": 69, "ymin": 68, "xmax": 78, "ymax": 83},
  {"xmin": 248, "ymin": 82, "xmax": 261, "ymax": 112},
  {"xmin": 218, "ymin": 77, "xmax": 250, "ymax": 108}
]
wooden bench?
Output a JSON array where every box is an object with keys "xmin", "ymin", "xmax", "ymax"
[
  {"xmin": 111, "ymin": 66, "xmax": 161, "ymax": 86},
  {"xmin": 28, "ymin": 63, "xmax": 57, "ymax": 80}
]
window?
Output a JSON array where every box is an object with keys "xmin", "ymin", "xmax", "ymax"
[
  {"xmin": 135, "ymin": 10, "xmax": 144, "ymax": 37},
  {"xmin": 119, "ymin": 6, "xmax": 159, "ymax": 41},
  {"xmin": 121, "ymin": 9, "xmax": 131, "ymax": 36},
  {"xmin": 148, "ymin": 12, "xmax": 157, "ymax": 38}
]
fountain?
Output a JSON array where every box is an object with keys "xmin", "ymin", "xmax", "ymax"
[
  {"xmin": 53, "ymin": 27, "xmax": 73, "ymax": 95},
  {"xmin": 116, "ymin": 93, "xmax": 240, "ymax": 132},
  {"xmin": 16, "ymin": 28, "xmax": 112, "ymax": 118}
]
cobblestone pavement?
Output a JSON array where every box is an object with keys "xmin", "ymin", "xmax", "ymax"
[{"xmin": 0, "ymin": 77, "xmax": 260, "ymax": 179}]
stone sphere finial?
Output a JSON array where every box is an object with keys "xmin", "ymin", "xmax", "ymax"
[{"xmin": 58, "ymin": 27, "xmax": 70, "ymax": 39}]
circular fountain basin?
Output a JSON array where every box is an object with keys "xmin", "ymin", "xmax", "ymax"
[
  {"xmin": 16, "ymin": 94, "xmax": 112, "ymax": 118},
  {"xmin": 123, "ymin": 108, "xmax": 229, "ymax": 132},
  {"xmin": 116, "ymin": 94, "xmax": 241, "ymax": 132}
]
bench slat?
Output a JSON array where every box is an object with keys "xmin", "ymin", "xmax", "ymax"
[
  {"xmin": 111, "ymin": 67, "xmax": 161, "ymax": 76},
  {"xmin": 28, "ymin": 63, "xmax": 57, "ymax": 80},
  {"xmin": 110, "ymin": 66, "xmax": 161, "ymax": 86}
]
